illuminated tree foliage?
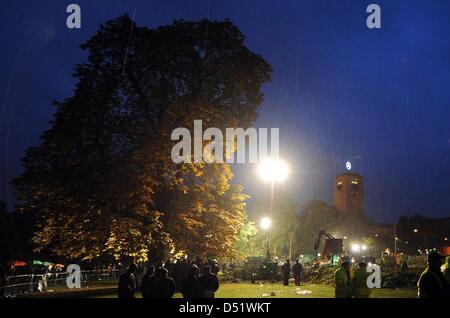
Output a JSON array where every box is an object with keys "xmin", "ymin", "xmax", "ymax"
[
  {"xmin": 13, "ymin": 15, "xmax": 271, "ymax": 262},
  {"xmin": 247, "ymin": 198, "xmax": 345, "ymax": 258},
  {"xmin": 233, "ymin": 220, "xmax": 260, "ymax": 261}
]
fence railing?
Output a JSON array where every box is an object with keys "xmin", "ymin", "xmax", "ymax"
[{"xmin": 0, "ymin": 269, "xmax": 120, "ymax": 298}]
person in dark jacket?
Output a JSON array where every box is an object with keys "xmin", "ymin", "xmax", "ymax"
[
  {"xmin": 118, "ymin": 263, "xmax": 138, "ymax": 298},
  {"xmin": 417, "ymin": 251, "xmax": 450, "ymax": 298},
  {"xmin": 208, "ymin": 259, "xmax": 220, "ymax": 275},
  {"xmin": 181, "ymin": 265, "xmax": 201, "ymax": 298},
  {"xmin": 281, "ymin": 259, "xmax": 291, "ymax": 286},
  {"xmin": 0, "ymin": 263, "xmax": 7, "ymax": 298},
  {"xmin": 152, "ymin": 267, "xmax": 176, "ymax": 298},
  {"xmin": 292, "ymin": 260, "xmax": 303, "ymax": 286},
  {"xmin": 400, "ymin": 260, "xmax": 409, "ymax": 272},
  {"xmin": 199, "ymin": 265, "xmax": 219, "ymax": 298},
  {"xmin": 141, "ymin": 265, "xmax": 155, "ymax": 298}
]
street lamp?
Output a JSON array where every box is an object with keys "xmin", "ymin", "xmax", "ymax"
[
  {"xmin": 260, "ymin": 217, "xmax": 272, "ymax": 261},
  {"xmin": 257, "ymin": 158, "xmax": 289, "ymax": 261},
  {"xmin": 260, "ymin": 217, "xmax": 272, "ymax": 230},
  {"xmin": 257, "ymin": 159, "xmax": 288, "ymax": 183},
  {"xmin": 351, "ymin": 243, "xmax": 361, "ymax": 253}
]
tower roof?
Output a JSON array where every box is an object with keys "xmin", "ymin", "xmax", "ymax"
[{"xmin": 336, "ymin": 172, "xmax": 363, "ymax": 178}]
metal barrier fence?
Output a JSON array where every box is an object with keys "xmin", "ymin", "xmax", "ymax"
[{"xmin": 0, "ymin": 269, "xmax": 120, "ymax": 298}]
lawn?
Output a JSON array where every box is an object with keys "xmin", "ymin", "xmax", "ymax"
[
  {"xmin": 94, "ymin": 282, "xmax": 417, "ymax": 298},
  {"xmin": 215, "ymin": 282, "xmax": 416, "ymax": 298}
]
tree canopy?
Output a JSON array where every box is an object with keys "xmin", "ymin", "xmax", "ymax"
[{"xmin": 13, "ymin": 15, "xmax": 272, "ymax": 262}]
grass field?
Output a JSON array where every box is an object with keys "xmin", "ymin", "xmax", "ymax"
[
  {"xmin": 95, "ymin": 282, "xmax": 417, "ymax": 298},
  {"xmin": 215, "ymin": 283, "xmax": 416, "ymax": 298}
]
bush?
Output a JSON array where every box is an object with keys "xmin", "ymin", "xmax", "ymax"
[{"xmin": 382, "ymin": 271, "xmax": 421, "ymax": 289}]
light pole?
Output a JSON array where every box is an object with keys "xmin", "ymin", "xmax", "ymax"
[
  {"xmin": 257, "ymin": 159, "xmax": 288, "ymax": 262},
  {"xmin": 394, "ymin": 224, "xmax": 397, "ymax": 254},
  {"xmin": 288, "ymin": 231, "xmax": 294, "ymax": 260},
  {"xmin": 260, "ymin": 216, "xmax": 272, "ymax": 260}
]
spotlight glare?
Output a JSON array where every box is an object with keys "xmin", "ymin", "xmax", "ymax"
[
  {"xmin": 257, "ymin": 159, "xmax": 289, "ymax": 183},
  {"xmin": 351, "ymin": 243, "xmax": 361, "ymax": 253},
  {"xmin": 260, "ymin": 217, "xmax": 272, "ymax": 230}
]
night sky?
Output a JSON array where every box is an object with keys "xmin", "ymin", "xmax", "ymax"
[{"xmin": 1, "ymin": 1, "xmax": 449, "ymax": 223}]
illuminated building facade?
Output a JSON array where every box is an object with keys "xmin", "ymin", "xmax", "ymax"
[{"xmin": 334, "ymin": 172, "xmax": 364, "ymax": 216}]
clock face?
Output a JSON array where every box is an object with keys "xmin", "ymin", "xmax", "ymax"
[{"xmin": 346, "ymin": 161, "xmax": 352, "ymax": 171}]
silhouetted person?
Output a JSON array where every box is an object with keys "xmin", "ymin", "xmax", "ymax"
[
  {"xmin": 208, "ymin": 259, "xmax": 220, "ymax": 275},
  {"xmin": 417, "ymin": 251, "xmax": 450, "ymax": 298},
  {"xmin": 173, "ymin": 258, "xmax": 187, "ymax": 289},
  {"xmin": 118, "ymin": 263, "xmax": 138, "ymax": 298},
  {"xmin": 400, "ymin": 260, "xmax": 409, "ymax": 273},
  {"xmin": 199, "ymin": 265, "xmax": 219, "ymax": 298},
  {"xmin": 181, "ymin": 265, "xmax": 201, "ymax": 298},
  {"xmin": 151, "ymin": 267, "xmax": 176, "ymax": 298},
  {"xmin": 292, "ymin": 260, "xmax": 303, "ymax": 286},
  {"xmin": 164, "ymin": 259, "xmax": 173, "ymax": 274},
  {"xmin": 141, "ymin": 265, "xmax": 155, "ymax": 298},
  {"xmin": 281, "ymin": 259, "xmax": 291, "ymax": 286},
  {"xmin": 194, "ymin": 257, "xmax": 204, "ymax": 270}
]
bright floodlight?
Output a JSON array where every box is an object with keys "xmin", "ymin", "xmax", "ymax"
[
  {"xmin": 260, "ymin": 217, "xmax": 272, "ymax": 230},
  {"xmin": 362, "ymin": 245, "xmax": 367, "ymax": 251},
  {"xmin": 351, "ymin": 243, "xmax": 361, "ymax": 253},
  {"xmin": 257, "ymin": 159, "xmax": 288, "ymax": 183}
]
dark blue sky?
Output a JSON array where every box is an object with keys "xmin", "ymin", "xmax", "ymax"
[{"xmin": 0, "ymin": 1, "xmax": 449, "ymax": 222}]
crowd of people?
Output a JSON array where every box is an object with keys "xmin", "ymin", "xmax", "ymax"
[
  {"xmin": 3, "ymin": 251, "xmax": 450, "ymax": 298},
  {"xmin": 332, "ymin": 251, "xmax": 450, "ymax": 298},
  {"xmin": 118, "ymin": 258, "xmax": 220, "ymax": 299}
]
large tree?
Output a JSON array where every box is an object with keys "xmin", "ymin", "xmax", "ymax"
[{"xmin": 13, "ymin": 15, "xmax": 271, "ymax": 262}]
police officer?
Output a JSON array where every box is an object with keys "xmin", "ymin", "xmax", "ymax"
[
  {"xmin": 292, "ymin": 260, "xmax": 303, "ymax": 286},
  {"xmin": 417, "ymin": 251, "xmax": 450, "ymax": 298},
  {"xmin": 199, "ymin": 265, "xmax": 219, "ymax": 298},
  {"xmin": 335, "ymin": 258, "xmax": 352, "ymax": 298},
  {"xmin": 281, "ymin": 259, "xmax": 291, "ymax": 286},
  {"xmin": 118, "ymin": 263, "xmax": 138, "ymax": 298},
  {"xmin": 352, "ymin": 261, "xmax": 370, "ymax": 298}
]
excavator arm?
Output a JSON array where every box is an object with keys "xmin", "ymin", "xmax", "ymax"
[{"xmin": 313, "ymin": 231, "xmax": 335, "ymax": 257}]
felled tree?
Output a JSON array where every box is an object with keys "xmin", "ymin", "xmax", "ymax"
[{"xmin": 13, "ymin": 15, "xmax": 271, "ymax": 262}]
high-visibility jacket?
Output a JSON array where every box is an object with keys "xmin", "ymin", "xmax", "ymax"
[
  {"xmin": 352, "ymin": 267, "xmax": 371, "ymax": 298},
  {"xmin": 417, "ymin": 267, "xmax": 446, "ymax": 298},
  {"xmin": 442, "ymin": 258, "xmax": 450, "ymax": 284},
  {"xmin": 335, "ymin": 267, "xmax": 353, "ymax": 298}
]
